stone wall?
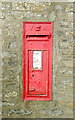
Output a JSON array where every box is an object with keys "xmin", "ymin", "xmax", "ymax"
[{"xmin": 1, "ymin": 2, "xmax": 73, "ymax": 118}]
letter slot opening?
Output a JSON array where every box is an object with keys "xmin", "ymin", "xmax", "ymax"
[{"xmin": 26, "ymin": 35, "xmax": 50, "ymax": 41}]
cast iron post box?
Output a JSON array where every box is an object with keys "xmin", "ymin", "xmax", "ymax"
[{"xmin": 22, "ymin": 22, "xmax": 52, "ymax": 101}]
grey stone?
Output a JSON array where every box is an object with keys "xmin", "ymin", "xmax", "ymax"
[
  {"xmin": 55, "ymin": 5, "xmax": 63, "ymax": 11},
  {"xmin": 40, "ymin": 109, "xmax": 64, "ymax": 116},
  {"xmin": 20, "ymin": 110, "xmax": 32, "ymax": 115},
  {"xmin": 0, "ymin": 102, "xmax": 2, "ymax": 107},
  {"xmin": 0, "ymin": 61, "xmax": 4, "ymax": 66},
  {"xmin": 65, "ymin": 3, "xmax": 73, "ymax": 12},
  {"xmin": 23, "ymin": 11, "xmax": 33, "ymax": 18},
  {"xmin": 10, "ymin": 53, "xmax": 17, "ymax": 58},
  {"xmin": 8, "ymin": 42, "xmax": 17, "ymax": 49},
  {"xmin": 0, "ymin": 112, "xmax": 1, "ymax": 115},
  {"xmin": 2, "ymin": 102, "xmax": 15, "ymax": 106},
  {"xmin": 8, "ymin": 57, "xmax": 17, "ymax": 65},
  {"xmin": 2, "ymin": 3, "xmax": 12, "ymax": 11},
  {"xmin": 49, "ymin": 109, "xmax": 64, "ymax": 116},
  {"xmin": 48, "ymin": 12, "xmax": 56, "ymax": 21},
  {"xmin": 39, "ymin": 109, "xmax": 49, "ymax": 115},
  {"xmin": 8, "ymin": 109, "xmax": 32, "ymax": 115},
  {"xmin": 0, "ymin": 52, "xmax": 9, "ymax": 58},
  {"xmin": 8, "ymin": 110, "xmax": 15, "ymax": 114}
]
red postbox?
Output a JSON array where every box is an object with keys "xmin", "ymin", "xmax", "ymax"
[{"xmin": 22, "ymin": 22, "xmax": 53, "ymax": 101}]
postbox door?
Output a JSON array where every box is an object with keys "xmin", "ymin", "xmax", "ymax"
[{"xmin": 28, "ymin": 50, "xmax": 48, "ymax": 95}]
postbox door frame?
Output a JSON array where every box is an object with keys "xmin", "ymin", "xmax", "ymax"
[{"xmin": 22, "ymin": 22, "xmax": 53, "ymax": 101}]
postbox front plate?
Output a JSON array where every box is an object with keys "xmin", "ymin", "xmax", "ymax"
[{"xmin": 23, "ymin": 22, "xmax": 52, "ymax": 101}]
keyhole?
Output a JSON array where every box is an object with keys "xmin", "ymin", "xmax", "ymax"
[{"xmin": 32, "ymin": 74, "xmax": 34, "ymax": 77}]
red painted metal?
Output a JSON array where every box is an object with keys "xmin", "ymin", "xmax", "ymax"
[{"xmin": 22, "ymin": 22, "xmax": 53, "ymax": 101}]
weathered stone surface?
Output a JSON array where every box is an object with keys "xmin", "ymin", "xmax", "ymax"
[
  {"xmin": 40, "ymin": 109, "xmax": 64, "ymax": 116},
  {"xmin": 48, "ymin": 12, "xmax": 56, "ymax": 21},
  {"xmin": 8, "ymin": 42, "xmax": 17, "ymax": 49},
  {"xmin": 8, "ymin": 109, "xmax": 32, "ymax": 115},
  {"xmin": 0, "ymin": 3, "xmax": 2, "ymax": 10},
  {"xmin": 2, "ymin": 2, "xmax": 12, "ymax": 11},
  {"xmin": 2, "ymin": 102, "xmax": 15, "ymax": 106},
  {"xmin": 1, "ymin": 1, "xmax": 73, "ymax": 119},
  {"xmin": 12, "ymin": 2, "xmax": 51, "ymax": 12}
]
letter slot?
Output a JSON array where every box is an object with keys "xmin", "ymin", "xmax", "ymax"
[{"xmin": 26, "ymin": 35, "xmax": 50, "ymax": 41}]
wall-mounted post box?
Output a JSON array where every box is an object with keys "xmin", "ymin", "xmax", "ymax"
[{"xmin": 22, "ymin": 22, "xmax": 53, "ymax": 101}]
